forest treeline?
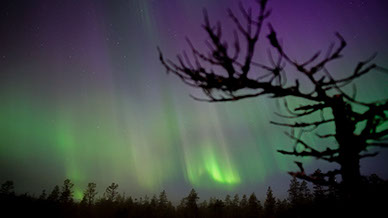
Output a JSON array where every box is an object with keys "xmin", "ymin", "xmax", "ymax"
[{"xmin": 1, "ymin": 172, "xmax": 387, "ymax": 218}]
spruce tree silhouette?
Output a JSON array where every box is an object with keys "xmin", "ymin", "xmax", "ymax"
[
  {"xmin": 104, "ymin": 182, "xmax": 119, "ymax": 202},
  {"xmin": 224, "ymin": 194, "xmax": 232, "ymax": 207},
  {"xmin": 158, "ymin": 190, "xmax": 169, "ymax": 209},
  {"xmin": 287, "ymin": 177, "xmax": 301, "ymax": 208},
  {"xmin": 232, "ymin": 194, "xmax": 240, "ymax": 207},
  {"xmin": 38, "ymin": 189, "xmax": 47, "ymax": 200},
  {"xmin": 81, "ymin": 182, "xmax": 97, "ymax": 206},
  {"xmin": 185, "ymin": 188, "xmax": 199, "ymax": 217},
  {"xmin": 59, "ymin": 179, "xmax": 74, "ymax": 204},
  {"xmin": 312, "ymin": 169, "xmax": 326, "ymax": 202},
  {"xmin": 1, "ymin": 178, "xmax": 386, "ymax": 218},
  {"xmin": 158, "ymin": 0, "xmax": 388, "ymax": 197},
  {"xmin": 248, "ymin": 192, "xmax": 263, "ymax": 218},
  {"xmin": 47, "ymin": 185, "xmax": 60, "ymax": 202},
  {"xmin": 264, "ymin": 187, "xmax": 276, "ymax": 218},
  {"xmin": 239, "ymin": 194, "xmax": 248, "ymax": 208}
]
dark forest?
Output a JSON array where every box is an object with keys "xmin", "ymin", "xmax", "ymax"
[{"xmin": 1, "ymin": 174, "xmax": 387, "ymax": 218}]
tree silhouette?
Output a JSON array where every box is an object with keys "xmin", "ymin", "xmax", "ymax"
[
  {"xmin": 264, "ymin": 187, "xmax": 276, "ymax": 218},
  {"xmin": 299, "ymin": 181, "xmax": 313, "ymax": 204},
  {"xmin": 178, "ymin": 188, "xmax": 200, "ymax": 217},
  {"xmin": 81, "ymin": 182, "xmax": 98, "ymax": 206},
  {"xmin": 1, "ymin": 179, "xmax": 386, "ymax": 218},
  {"xmin": 157, "ymin": 190, "xmax": 174, "ymax": 217},
  {"xmin": 186, "ymin": 188, "xmax": 199, "ymax": 212},
  {"xmin": 275, "ymin": 199, "xmax": 288, "ymax": 218},
  {"xmin": 224, "ymin": 194, "xmax": 232, "ymax": 207},
  {"xmin": 0, "ymin": 180, "xmax": 14, "ymax": 196},
  {"xmin": 239, "ymin": 194, "xmax": 248, "ymax": 209},
  {"xmin": 47, "ymin": 185, "xmax": 60, "ymax": 202},
  {"xmin": 38, "ymin": 189, "xmax": 47, "ymax": 200},
  {"xmin": 158, "ymin": 0, "xmax": 388, "ymax": 196},
  {"xmin": 208, "ymin": 198, "xmax": 225, "ymax": 217},
  {"xmin": 104, "ymin": 182, "xmax": 119, "ymax": 202},
  {"xmin": 158, "ymin": 190, "xmax": 169, "ymax": 209},
  {"xmin": 248, "ymin": 193, "xmax": 263, "ymax": 218},
  {"xmin": 312, "ymin": 170, "xmax": 326, "ymax": 202},
  {"xmin": 59, "ymin": 179, "xmax": 74, "ymax": 204},
  {"xmin": 287, "ymin": 177, "xmax": 301, "ymax": 207},
  {"xmin": 232, "ymin": 194, "xmax": 240, "ymax": 207}
]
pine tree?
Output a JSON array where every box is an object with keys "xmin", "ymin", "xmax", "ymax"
[
  {"xmin": 104, "ymin": 182, "xmax": 119, "ymax": 202},
  {"xmin": 59, "ymin": 179, "xmax": 74, "ymax": 204},
  {"xmin": 158, "ymin": 190, "xmax": 169, "ymax": 209},
  {"xmin": 264, "ymin": 187, "xmax": 276, "ymax": 218},
  {"xmin": 275, "ymin": 199, "xmax": 288, "ymax": 216},
  {"xmin": 81, "ymin": 182, "xmax": 97, "ymax": 206},
  {"xmin": 248, "ymin": 192, "xmax": 263, "ymax": 217},
  {"xmin": 240, "ymin": 194, "xmax": 248, "ymax": 208},
  {"xmin": 150, "ymin": 194, "xmax": 158, "ymax": 208},
  {"xmin": 230, "ymin": 194, "xmax": 241, "ymax": 218},
  {"xmin": 239, "ymin": 194, "xmax": 248, "ymax": 217},
  {"xmin": 288, "ymin": 177, "xmax": 301, "ymax": 207},
  {"xmin": 185, "ymin": 188, "xmax": 199, "ymax": 209},
  {"xmin": 224, "ymin": 194, "xmax": 232, "ymax": 207},
  {"xmin": 312, "ymin": 169, "xmax": 326, "ymax": 202},
  {"xmin": 47, "ymin": 185, "xmax": 60, "ymax": 202},
  {"xmin": 181, "ymin": 188, "xmax": 199, "ymax": 217},
  {"xmin": 299, "ymin": 180, "xmax": 313, "ymax": 204},
  {"xmin": 39, "ymin": 189, "xmax": 47, "ymax": 200},
  {"xmin": 232, "ymin": 194, "xmax": 240, "ymax": 207}
]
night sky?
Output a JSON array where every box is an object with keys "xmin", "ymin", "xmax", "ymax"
[{"xmin": 1, "ymin": 0, "xmax": 388, "ymax": 202}]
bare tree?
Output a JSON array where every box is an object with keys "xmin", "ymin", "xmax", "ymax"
[{"xmin": 158, "ymin": 0, "xmax": 388, "ymax": 195}]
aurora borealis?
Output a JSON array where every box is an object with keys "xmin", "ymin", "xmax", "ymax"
[{"xmin": 1, "ymin": 0, "xmax": 388, "ymax": 201}]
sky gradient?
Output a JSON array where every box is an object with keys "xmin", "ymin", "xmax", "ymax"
[{"xmin": 0, "ymin": 0, "xmax": 387, "ymax": 201}]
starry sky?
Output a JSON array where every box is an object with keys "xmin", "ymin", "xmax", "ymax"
[{"xmin": 0, "ymin": 0, "xmax": 387, "ymax": 202}]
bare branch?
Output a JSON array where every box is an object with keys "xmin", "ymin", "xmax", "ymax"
[
  {"xmin": 189, "ymin": 91, "xmax": 266, "ymax": 102},
  {"xmin": 289, "ymin": 163, "xmax": 340, "ymax": 187},
  {"xmin": 270, "ymin": 119, "xmax": 334, "ymax": 128}
]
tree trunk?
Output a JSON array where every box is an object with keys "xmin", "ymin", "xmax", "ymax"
[{"xmin": 332, "ymin": 96, "xmax": 362, "ymax": 196}]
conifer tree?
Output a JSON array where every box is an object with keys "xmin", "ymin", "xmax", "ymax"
[
  {"xmin": 240, "ymin": 194, "xmax": 248, "ymax": 208},
  {"xmin": 47, "ymin": 185, "xmax": 60, "ymax": 202},
  {"xmin": 81, "ymin": 182, "xmax": 97, "ymax": 206},
  {"xmin": 288, "ymin": 177, "xmax": 301, "ymax": 207},
  {"xmin": 0, "ymin": 180, "xmax": 14, "ymax": 195},
  {"xmin": 248, "ymin": 192, "xmax": 263, "ymax": 217},
  {"xmin": 299, "ymin": 180, "xmax": 313, "ymax": 204},
  {"xmin": 104, "ymin": 182, "xmax": 119, "ymax": 202},
  {"xmin": 38, "ymin": 189, "xmax": 47, "ymax": 200},
  {"xmin": 59, "ymin": 179, "xmax": 74, "ymax": 204},
  {"xmin": 150, "ymin": 194, "xmax": 158, "ymax": 208},
  {"xmin": 264, "ymin": 187, "xmax": 276, "ymax": 217},
  {"xmin": 232, "ymin": 194, "xmax": 240, "ymax": 207},
  {"xmin": 312, "ymin": 169, "xmax": 326, "ymax": 202},
  {"xmin": 158, "ymin": 190, "xmax": 169, "ymax": 209},
  {"xmin": 185, "ymin": 188, "xmax": 199, "ymax": 210},
  {"xmin": 224, "ymin": 194, "xmax": 232, "ymax": 207}
]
